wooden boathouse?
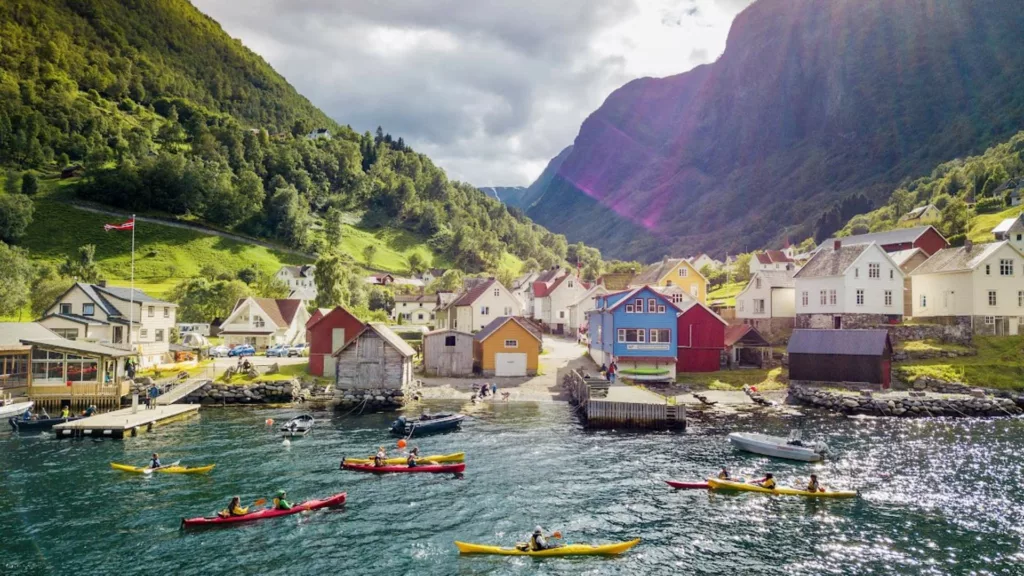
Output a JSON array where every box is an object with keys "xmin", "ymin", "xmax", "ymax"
[
  {"xmin": 563, "ymin": 369, "xmax": 684, "ymax": 430},
  {"xmin": 422, "ymin": 329, "xmax": 474, "ymax": 377}
]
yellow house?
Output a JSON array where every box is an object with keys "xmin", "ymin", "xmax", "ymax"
[
  {"xmin": 631, "ymin": 258, "xmax": 708, "ymax": 304},
  {"xmin": 473, "ymin": 316, "xmax": 542, "ymax": 377}
]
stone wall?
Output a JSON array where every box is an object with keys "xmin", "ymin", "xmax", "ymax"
[
  {"xmin": 796, "ymin": 313, "xmax": 893, "ymax": 330},
  {"xmin": 878, "ymin": 317, "xmax": 972, "ymax": 345},
  {"xmin": 183, "ymin": 380, "xmax": 300, "ymax": 404},
  {"xmin": 788, "ymin": 385, "xmax": 1024, "ymax": 418},
  {"xmin": 334, "ymin": 383, "xmax": 415, "ymax": 411}
]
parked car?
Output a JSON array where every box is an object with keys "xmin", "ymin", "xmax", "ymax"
[
  {"xmin": 265, "ymin": 344, "xmax": 288, "ymax": 357},
  {"xmin": 227, "ymin": 344, "xmax": 256, "ymax": 357},
  {"xmin": 288, "ymin": 343, "xmax": 309, "ymax": 357},
  {"xmin": 208, "ymin": 345, "xmax": 230, "ymax": 358}
]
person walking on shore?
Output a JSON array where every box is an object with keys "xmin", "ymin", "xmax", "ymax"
[{"xmin": 607, "ymin": 360, "xmax": 618, "ymax": 383}]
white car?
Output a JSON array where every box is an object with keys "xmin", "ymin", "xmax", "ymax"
[
  {"xmin": 288, "ymin": 343, "xmax": 309, "ymax": 357},
  {"xmin": 208, "ymin": 345, "xmax": 230, "ymax": 358}
]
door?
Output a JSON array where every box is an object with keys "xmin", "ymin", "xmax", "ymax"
[
  {"xmin": 323, "ymin": 355, "xmax": 337, "ymax": 379},
  {"xmin": 833, "ymin": 316, "xmax": 843, "ymax": 329},
  {"xmin": 494, "ymin": 353, "xmax": 527, "ymax": 376},
  {"xmin": 113, "ymin": 326, "xmax": 124, "ymax": 344},
  {"xmin": 881, "ymin": 360, "xmax": 891, "ymax": 390},
  {"xmin": 1011, "ymin": 319, "xmax": 1020, "ymax": 336}
]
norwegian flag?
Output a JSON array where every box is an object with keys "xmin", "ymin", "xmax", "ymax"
[{"xmin": 103, "ymin": 218, "xmax": 135, "ymax": 232}]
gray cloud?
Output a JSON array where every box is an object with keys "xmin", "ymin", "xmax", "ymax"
[{"xmin": 193, "ymin": 0, "xmax": 751, "ymax": 185}]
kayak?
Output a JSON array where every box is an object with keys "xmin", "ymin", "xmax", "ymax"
[
  {"xmin": 707, "ymin": 478, "xmax": 858, "ymax": 498},
  {"xmin": 181, "ymin": 492, "xmax": 347, "ymax": 528},
  {"xmin": 341, "ymin": 462, "xmax": 465, "ymax": 474},
  {"xmin": 455, "ymin": 539, "xmax": 640, "ymax": 556},
  {"xmin": 111, "ymin": 463, "xmax": 216, "ymax": 475},
  {"xmin": 342, "ymin": 452, "xmax": 465, "ymax": 466},
  {"xmin": 665, "ymin": 480, "xmax": 709, "ymax": 490}
]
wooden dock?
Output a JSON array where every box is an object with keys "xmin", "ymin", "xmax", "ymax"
[
  {"xmin": 562, "ymin": 369, "xmax": 684, "ymax": 430},
  {"xmin": 53, "ymin": 404, "xmax": 200, "ymax": 439}
]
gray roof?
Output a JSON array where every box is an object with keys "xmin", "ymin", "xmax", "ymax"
[
  {"xmin": 93, "ymin": 284, "xmax": 174, "ymax": 306},
  {"xmin": 794, "ymin": 244, "xmax": 870, "ymax": 278},
  {"xmin": 887, "ymin": 248, "xmax": 924, "ymax": 268},
  {"xmin": 42, "ymin": 313, "xmax": 113, "ymax": 326},
  {"xmin": 0, "ymin": 322, "xmax": 59, "ymax": 349},
  {"xmin": 903, "ymin": 205, "xmax": 937, "ymax": 220},
  {"xmin": 992, "ymin": 216, "xmax": 1020, "ymax": 235},
  {"xmin": 369, "ymin": 322, "xmax": 416, "ymax": 357},
  {"xmin": 821, "ymin": 225, "xmax": 936, "ymax": 249},
  {"xmin": 474, "ymin": 316, "xmax": 542, "ymax": 343},
  {"xmin": 754, "ymin": 270, "xmax": 796, "ymax": 288},
  {"xmin": 20, "ymin": 337, "xmax": 136, "ymax": 358},
  {"xmin": 910, "ymin": 242, "xmax": 1008, "ymax": 275},
  {"xmin": 787, "ymin": 329, "xmax": 891, "ymax": 356}
]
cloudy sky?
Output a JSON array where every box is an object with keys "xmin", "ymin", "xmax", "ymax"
[{"xmin": 192, "ymin": 0, "xmax": 753, "ymax": 186}]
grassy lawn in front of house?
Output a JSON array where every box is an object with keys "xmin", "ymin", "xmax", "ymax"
[
  {"xmin": 676, "ymin": 367, "xmax": 789, "ymax": 391},
  {"xmin": 707, "ymin": 281, "xmax": 746, "ymax": 307},
  {"xmin": 895, "ymin": 335, "xmax": 1024, "ymax": 389},
  {"xmin": 894, "ymin": 339, "xmax": 974, "ymax": 354}
]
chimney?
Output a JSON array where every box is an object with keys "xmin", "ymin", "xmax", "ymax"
[
  {"xmin": 98, "ymin": 279, "xmax": 108, "ymax": 287},
  {"xmin": 833, "ymin": 240, "xmax": 841, "ymax": 251},
  {"xmin": 964, "ymin": 239, "xmax": 973, "ymax": 253}
]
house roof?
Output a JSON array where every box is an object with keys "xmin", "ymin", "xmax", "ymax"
[
  {"xmin": 754, "ymin": 250, "xmax": 794, "ymax": 265},
  {"xmin": 232, "ymin": 298, "xmax": 303, "ymax": 328},
  {"xmin": 534, "ymin": 273, "xmax": 588, "ymax": 298},
  {"xmin": 0, "ymin": 322, "xmax": 60, "ymax": 350},
  {"xmin": 821, "ymin": 225, "xmax": 939, "ymax": 250},
  {"xmin": 724, "ymin": 324, "xmax": 770, "ymax": 348},
  {"xmin": 447, "ymin": 278, "xmax": 499, "ymax": 308},
  {"xmin": 568, "ymin": 285, "xmax": 608, "ymax": 309},
  {"xmin": 41, "ymin": 312, "xmax": 112, "ymax": 326},
  {"xmin": 756, "ymin": 270, "xmax": 796, "ymax": 289},
  {"xmin": 279, "ymin": 264, "xmax": 316, "ymax": 278},
  {"xmin": 677, "ymin": 300, "xmax": 728, "ymax": 325},
  {"xmin": 94, "ymin": 284, "xmax": 174, "ymax": 306},
  {"xmin": 597, "ymin": 272, "xmax": 635, "ymax": 291},
  {"xmin": 633, "ymin": 258, "xmax": 708, "ymax": 286},
  {"xmin": 902, "ymin": 205, "xmax": 937, "ymax": 220},
  {"xmin": 436, "ymin": 292, "xmax": 456, "ymax": 308},
  {"xmin": 16, "ymin": 330, "xmax": 136, "ymax": 358},
  {"xmin": 602, "ymin": 285, "xmax": 684, "ymax": 313},
  {"xmin": 887, "ymin": 248, "xmax": 926, "ymax": 269},
  {"xmin": 787, "ymin": 329, "xmax": 891, "ymax": 356},
  {"xmin": 511, "ymin": 271, "xmax": 537, "ymax": 290},
  {"xmin": 910, "ymin": 242, "xmax": 1010, "ymax": 275},
  {"xmin": 394, "ymin": 293, "xmax": 434, "ymax": 303},
  {"xmin": 992, "ymin": 216, "xmax": 1021, "ymax": 235},
  {"xmin": 535, "ymin": 268, "xmax": 563, "ymax": 284},
  {"xmin": 306, "ymin": 306, "xmax": 363, "ymax": 332},
  {"xmin": 424, "ymin": 328, "xmax": 474, "ymax": 337},
  {"xmin": 335, "ymin": 322, "xmax": 415, "ymax": 357},
  {"xmin": 474, "ymin": 316, "xmax": 542, "ymax": 343},
  {"xmin": 794, "ymin": 244, "xmax": 871, "ymax": 278}
]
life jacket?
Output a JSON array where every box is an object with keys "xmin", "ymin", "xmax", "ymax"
[
  {"xmin": 807, "ymin": 481, "xmax": 820, "ymax": 492},
  {"xmin": 530, "ymin": 533, "xmax": 546, "ymax": 551},
  {"xmin": 762, "ymin": 479, "xmax": 776, "ymax": 489},
  {"xmin": 718, "ymin": 471, "xmax": 728, "ymax": 480}
]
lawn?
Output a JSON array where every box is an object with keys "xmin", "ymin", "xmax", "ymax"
[
  {"xmin": 895, "ymin": 335, "xmax": 1024, "ymax": 389},
  {"xmin": 218, "ymin": 362, "xmax": 331, "ymax": 385},
  {"xmin": 340, "ymin": 225, "xmax": 442, "ymax": 274},
  {"xmin": 676, "ymin": 367, "xmax": 789, "ymax": 391},
  {"xmin": 894, "ymin": 339, "xmax": 974, "ymax": 354},
  {"xmin": 968, "ymin": 205, "xmax": 1022, "ymax": 243},
  {"xmin": 708, "ymin": 281, "xmax": 746, "ymax": 307}
]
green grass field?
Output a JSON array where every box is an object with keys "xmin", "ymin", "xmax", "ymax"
[
  {"xmin": 708, "ymin": 281, "xmax": 747, "ymax": 307},
  {"xmin": 676, "ymin": 367, "xmax": 788, "ymax": 391},
  {"xmin": 968, "ymin": 205, "xmax": 1022, "ymax": 243},
  {"xmin": 895, "ymin": 335, "xmax": 1024, "ymax": 389}
]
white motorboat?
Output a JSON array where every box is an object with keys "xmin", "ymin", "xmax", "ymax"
[
  {"xmin": 0, "ymin": 400, "xmax": 34, "ymax": 420},
  {"xmin": 280, "ymin": 414, "xmax": 314, "ymax": 437},
  {"xmin": 728, "ymin": 431, "xmax": 829, "ymax": 462}
]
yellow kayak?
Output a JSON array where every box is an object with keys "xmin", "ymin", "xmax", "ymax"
[
  {"xmin": 343, "ymin": 452, "xmax": 464, "ymax": 466},
  {"xmin": 707, "ymin": 478, "xmax": 857, "ymax": 498},
  {"xmin": 455, "ymin": 539, "xmax": 640, "ymax": 556},
  {"xmin": 110, "ymin": 463, "xmax": 216, "ymax": 475}
]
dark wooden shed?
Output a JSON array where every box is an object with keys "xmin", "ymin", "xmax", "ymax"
[{"xmin": 787, "ymin": 329, "xmax": 893, "ymax": 388}]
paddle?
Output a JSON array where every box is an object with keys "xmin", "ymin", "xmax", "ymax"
[{"xmin": 143, "ymin": 460, "xmax": 180, "ymax": 474}]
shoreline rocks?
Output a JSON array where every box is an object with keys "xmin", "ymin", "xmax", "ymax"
[
  {"xmin": 788, "ymin": 385, "xmax": 1024, "ymax": 418},
  {"xmin": 182, "ymin": 380, "xmax": 301, "ymax": 405},
  {"xmin": 334, "ymin": 387, "xmax": 411, "ymax": 411}
]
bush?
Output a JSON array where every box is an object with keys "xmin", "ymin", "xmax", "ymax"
[
  {"xmin": 946, "ymin": 233, "xmax": 966, "ymax": 247},
  {"xmin": 21, "ymin": 173, "xmax": 38, "ymax": 196},
  {"xmin": 975, "ymin": 197, "xmax": 1003, "ymax": 214}
]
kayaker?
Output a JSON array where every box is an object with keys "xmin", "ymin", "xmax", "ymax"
[
  {"xmin": 753, "ymin": 473, "xmax": 776, "ymax": 489},
  {"xmin": 373, "ymin": 446, "xmax": 388, "ymax": 467},
  {"xmin": 272, "ymin": 490, "xmax": 293, "ymax": 510},
  {"xmin": 806, "ymin": 474, "xmax": 821, "ymax": 492},
  {"xmin": 718, "ymin": 467, "xmax": 731, "ymax": 480},
  {"xmin": 149, "ymin": 453, "xmax": 162, "ymax": 469},
  {"xmin": 407, "ymin": 447, "xmax": 419, "ymax": 468},
  {"xmin": 529, "ymin": 526, "xmax": 549, "ymax": 551},
  {"xmin": 218, "ymin": 496, "xmax": 248, "ymax": 518}
]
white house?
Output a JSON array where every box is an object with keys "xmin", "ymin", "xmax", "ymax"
[
  {"xmin": 992, "ymin": 214, "xmax": 1024, "ymax": 252},
  {"xmin": 435, "ymin": 278, "xmax": 522, "ymax": 332},
  {"xmin": 419, "ymin": 268, "xmax": 447, "ymax": 286},
  {"xmin": 38, "ymin": 282, "xmax": 177, "ymax": 368},
  {"xmin": 391, "ymin": 293, "xmax": 437, "ymax": 326},
  {"xmin": 510, "ymin": 271, "xmax": 539, "ymax": 310},
  {"xmin": 532, "ymin": 272, "xmax": 591, "ymax": 334},
  {"xmin": 688, "ymin": 253, "xmax": 720, "ymax": 271},
  {"xmin": 307, "ymin": 128, "xmax": 331, "ymax": 140},
  {"xmin": 749, "ymin": 250, "xmax": 796, "ymax": 274},
  {"xmin": 794, "ymin": 241, "xmax": 905, "ymax": 329},
  {"xmin": 735, "ymin": 270, "xmax": 796, "ymax": 340},
  {"xmin": 528, "ymin": 268, "xmax": 566, "ymax": 319},
  {"xmin": 899, "ymin": 204, "xmax": 941, "ymax": 224},
  {"xmin": 276, "ymin": 265, "xmax": 317, "ymax": 301},
  {"xmin": 910, "ymin": 241, "xmax": 1024, "ymax": 336},
  {"xmin": 567, "ymin": 285, "xmax": 608, "ymax": 338},
  {"xmin": 218, "ymin": 297, "xmax": 310, "ymax": 350}
]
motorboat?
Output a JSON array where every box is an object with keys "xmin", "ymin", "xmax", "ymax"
[
  {"xmin": 280, "ymin": 414, "xmax": 314, "ymax": 437},
  {"xmin": 728, "ymin": 430, "xmax": 830, "ymax": 462},
  {"xmin": 390, "ymin": 413, "xmax": 465, "ymax": 437},
  {"xmin": 9, "ymin": 415, "xmax": 84, "ymax": 432},
  {"xmin": 0, "ymin": 400, "xmax": 34, "ymax": 420}
]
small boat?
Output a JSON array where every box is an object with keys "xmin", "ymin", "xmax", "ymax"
[
  {"xmin": 342, "ymin": 452, "xmax": 465, "ymax": 466},
  {"xmin": 341, "ymin": 462, "xmax": 465, "ymax": 474},
  {"xmin": 454, "ymin": 538, "xmax": 641, "ymax": 556},
  {"xmin": 390, "ymin": 413, "xmax": 465, "ymax": 437},
  {"xmin": 707, "ymin": 478, "xmax": 857, "ymax": 498},
  {"xmin": 665, "ymin": 480, "xmax": 709, "ymax": 490},
  {"xmin": 111, "ymin": 463, "xmax": 216, "ymax": 475},
  {"xmin": 0, "ymin": 400, "xmax": 34, "ymax": 420},
  {"xmin": 181, "ymin": 492, "xmax": 347, "ymax": 528},
  {"xmin": 728, "ymin": 431, "xmax": 829, "ymax": 462},
  {"xmin": 9, "ymin": 415, "xmax": 84, "ymax": 432},
  {"xmin": 280, "ymin": 414, "xmax": 314, "ymax": 437}
]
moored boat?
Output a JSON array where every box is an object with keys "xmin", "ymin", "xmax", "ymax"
[
  {"xmin": 9, "ymin": 415, "xmax": 84, "ymax": 432},
  {"xmin": 454, "ymin": 538, "xmax": 640, "ymax": 556},
  {"xmin": 181, "ymin": 492, "xmax": 346, "ymax": 528},
  {"xmin": 707, "ymin": 478, "xmax": 857, "ymax": 498},
  {"xmin": 390, "ymin": 413, "xmax": 465, "ymax": 437},
  {"xmin": 0, "ymin": 400, "xmax": 34, "ymax": 420},
  {"xmin": 728, "ymin": 432, "xmax": 829, "ymax": 462},
  {"xmin": 280, "ymin": 414, "xmax": 314, "ymax": 437},
  {"xmin": 341, "ymin": 462, "xmax": 465, "ymax": 474},
  {"xmin": 342, "ymin": 452, "xmax": 465, "ymax": 466},
  {"xmin": 111, "ymin": 462, "xmax": 216, "ymax": 475}
]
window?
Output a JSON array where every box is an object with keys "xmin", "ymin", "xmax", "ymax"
[
  {"xmin": 671, "ymin": 294, "xmax": 683, "ymax": 304},
  {"xmin": 617, "ymin": 329, "xmax": 644, "ymax": 343},
  {"xmin": 650, "ymin": 329, "xmax": 670, "ymax": 343},
  {"xmin": 417, "ymin": 314, "xmax": 424, "ymax": 320},
  {"xmin": 253, "ymin": 315, "xmax": 265, "ymax": 328},
  {"xmin": 755, "ymin": 278, "xmax": 762, "ymax": 289},
  {"xmin": 480, "ymin": 306, "xmax": 490, "ymax": 315},
  {"xmin": 985, "ymin": 316, "xmax": 995, "ymax": 325},
  {"xmin": 648, "ymin": 299, "xmax": 657, "ymax": 313},
  {"xmin": 884, "ymin": 290, "xmax": 893, "ymax": 307},
  {"xmin": 59, "ymin": 303, "xmax": 72, "ymax": 315},
  {"xmin": 829, "ymin": 290, "xmax": 837, "ymax": 306},
  {"xmin": 801, "ymin": 291, "xmax": 809, "ymax": 306},
  {"xmin": 690, "ymin": 285, "xmax": 698, "ymax": 297},
  {"xmin": 854, "ymin": 267, "xmax": 860, "ymax": 278},
  {"xmin": 635, "ymin": 298, "xmax": 644, "ymax": 312},
  {"xmin": 737, "ymin": 300, "xmax": 744, "ymax": 311},
  {"xmin": 1000, "ymin": 259, "xmax": 1014, "ymax": 276},
  {"xmin": 148, "ymin": 306, "xmax": 155, "ymax": 317},
  {"xmin": 657, "ymin": 305, "xmax": 666, "ymax": 313},
  {"xmin": 988, "ymin": 290, "xmax": 997, "ymax": 307},
  {"xmin": 754, "ymin": 299, "xmax": 765, "ymax": 314},
  {"xmin": 82, "ymin": 303, "xmax": 95, "ymax": 316},
  {"xmin": 493, "ymin": 288, "xmax": 500, "ymax": 297},
  {"xmin": 1019, "ymin": 291, "xmax": 1024, "ymax": 307},
  {"xmin": 567, "ymin": 280, "xmax": 574, "ymax": 288},
  {"xmin": 503, "ymin": 307, "xmax": 512, "ymax": 315},
  {"xmin": 856, "ymin": 289, "xmax": 865, "ymax": 306},
  {"xmin": 163, "ymin": 306, "xmax": 170, "ymax": 318},
  {"xmin": 820, "ymin": 290, "xmax": 827, "ymax": 306},
  {"xmin": 890, "ymin": 270, "xmax": 894, "ymax": 279},
  {"xmin": 869, "ymin": 263, "xmax": 880, "ymax": 279},
  {"xmin": 625, "ymin": 304, "xmax": 635, "ymax": 313},
  {"xmin": 52, "ymin": 328, "xmax": 79, "ymax": 340},
  {"xmin": 155, "ymin": 329, "xmax": 164, "ymax": 342},
  {"xmin": 986, "ymin": 264, "xmax": 991, "ymax": 276},
  {"xmin": 140, "ymin": 329, "xmax": 149, "ymax": 339},
  {"xmin": 920, "ymin": 294, "xmax": 927, "ymax": 308},
  {"xmin": 678, "ymin": 267, "xmax": 688, "ymax": 277},
  {"xmin": 559, "ymin": 310, "xmax": 566, "ymax": 319}
]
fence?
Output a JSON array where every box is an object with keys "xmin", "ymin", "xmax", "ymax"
[
  {"xmin": 563, "ymin": 368, "xmax": 683, "ymax": 430},
  {"xmin": 29, "ymin": 381, "xmax": 130, "ymax": 411}
]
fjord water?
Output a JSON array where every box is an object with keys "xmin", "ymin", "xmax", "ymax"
[{"xmin": 3, "ymin": 403, "xmax": 1023, "ymax": 575}]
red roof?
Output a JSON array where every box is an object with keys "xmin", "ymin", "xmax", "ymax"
[
  {"xmin": 449, "ymin": 278, "xmax": 497, "ymax": 307},
  {"xmin": 233, "ymin": 298, "xmax": 303, "ymax": 328},
  {"xmin": 755, "ymin": 250, "xmax": 794, "ymax": 265},
  {"xmin": 724, "ymin": 324, "xmax": 770, "ymax": 347}
]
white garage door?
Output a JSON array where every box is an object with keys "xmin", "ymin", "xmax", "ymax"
[
  {"xmin": 494, "ymin": 353, "xmax": 527, "ymax": 376},
  {"xmin": 323, "ymin": 356, "xmax": 337, "ymax": 379}
]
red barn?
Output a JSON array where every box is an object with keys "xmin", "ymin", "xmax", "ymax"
[
  {"xmin": 307, "ymin": 307, "xmax": 364, "ymax": 377},
  {"xmin": 676, "ymin": 301, "xmax": 727, "ymax": 373},
  {"xmin": 822, "ymin": 225, "xmax": 948, "ymax": 256}
]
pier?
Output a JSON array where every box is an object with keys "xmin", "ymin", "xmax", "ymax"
[
  {"xmin": 563, "ymin": 369, "xmax": 684, "ymax": 429},
  {"xmin": 53, "ymin": 403, "xmax": 200, "ymax": 439}
]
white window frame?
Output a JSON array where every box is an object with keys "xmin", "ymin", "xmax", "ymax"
[
  {"xmin": 480, "ymin": 306, "xmax": 490, "ymax": 315},
  {"xmin": 253, "ymin": 315, "xmax": 265, "ymax": 328},
  {"xmin": 1019, "ymin": 290, "xmax": 1024, "ymax": 307},
  {"xmin": 986, "ymin": 264, "xmax": 991, "ymax": 276},
  {"xmin": 829, "ymin": 290, "xmax": 837, "ymax": 306},
  {"xmin": 163, "ymin": 306, "xmax": 170, "ymax": 318},
  {"xmin": 999, "ymin": 259, "xmax": 1014, "ymax": 276},
  {"xmin": 869, "ymin": 263, "xmax": 880, "ymax": 279},
  {"xmin": 647, "ymin": 298, "xmax": 657, "ymax": 313},
  {"xmin": 820, "ymin": 291, "xmax": 827, "ymax": 306},
  {"xmin": 854, "ymin": 267, "xmax": 860, "ymax": 278},
  {"xmin": 140, "ymin": 328, "xmax": 149, "ymax": 339},
  {"xmin": 493, "ymin": 288, "xmax": 500, "ymax": 297},
  {"xmin": 988, "ymin": 290, "xmax": 997, "ymax": 307},
  {"xmin": 985, "ymin": 316, "xmax": 995, "ymax": 325},
  {"xmin": 801, "ymin": 291, "xmax": 809, "ymax": 306},
  {"xmin": 657, "ymin": 305, "xmax": 666, "ymax": 313},
  {"xmin": 634, "ymin": 298, "xmax": 644, "ymax": 312},
  {"xmin": 625, "ymin": 304, "xmax": 635, "ymax": 313},
  {"xmin": 884, "ymin": 290, "xmax": 892, "ymax": 307},
  {"xmin": 678, "ymin": 267, "xmax": 688, "ymax": 277},
  {"xmin": 503, "ymin": 339, "xmax": 518, "ymax": 348},
  {"xmin": 59, "ymin": 303, "xmax": 72, "ymax": 315},
  {"xmin": 148, "ymin": 306, "xmax": 155, "ymax": 317},
  {"xmin": 754, "ymin": 299, "xmax": 765, "ymax": 314},
  {"xmin": 82, "ymin": 303, "xmax": 95, "ymax": 316},
  {"xmin": 856, "ymin": 289, "xmax": 865, "ymax": 306},
  {"xmin": 920, "ymin": 294, "xmax": 927, "ymax": 308},
  {"xmin": 755, "ymin": 278, "xmax": 762, "ymax": 289},
  {"xmin": 650, "ymin": 329, "xmax": 670, "ymax": 343},
  {"xmin": 155, "ymin": 329, "xmax": 164, "ymax": 342}
]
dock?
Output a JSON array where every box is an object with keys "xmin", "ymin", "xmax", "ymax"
[
  {"xmin": 156, "ymin": 379, "xmax": 209, "ymax": 405},
  {"xmin": 53, "ymin": 404, "xmax": 200, "ymax": 439},
  {"xmin": 562, "ymin": 369, "xmax": 684, "ymax": 430}
]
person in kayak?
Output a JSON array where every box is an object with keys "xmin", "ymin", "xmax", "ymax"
[
  {"xmin": 60, "ymin": 405, "xmax": 70, "ymax": 418},
  {"xmin": 529, "ymin": 526, "xmax": 549, "ymax": 551},
  {"xmin": 806, "ymin": 474, "xmax": 821, "ymax": 492},
  {"xmin": 273, "ymin": 490, "xmax": 292, "ymax": 510},
  {"xmin": 373, "ymin": 447, "xmax": 387, "ymax": 467},
  {"xmin": 753, "ymin": 473, "xmax": 776, "ymax": 489},
  {"xmin": 149, "ymin": 453, "xmax": 162, "ymax": 469},
  {"xmin": 407, "ymin": 447, "xmax": 419, "ymax": 468},
  {"xmin": 718, "ymin": 467, "xmax": 732, "ymax": 480},
  {"xmin": 218, "ymin": 496, "xmax": 249, "ymax": 518}
]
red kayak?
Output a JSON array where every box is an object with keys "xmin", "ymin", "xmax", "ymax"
[
  {"xmin": 342, "ymin": 462, "xmax": 465, "ymax": 474},
  {"xmin": 666, "ymin": 480, "xmax": 709, "ymax": 490},
  {"xmin": 181, "ymin": 492, "xmax": 346, "ymax": 528}
]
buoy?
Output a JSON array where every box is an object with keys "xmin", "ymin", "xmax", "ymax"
[
  {"xmin": 397, "ymin": 439, "xmax": 407, "ymax": 449},
  {"xmin": 266, "ymin": 418, "xmax": 274, "ymax": 426}
]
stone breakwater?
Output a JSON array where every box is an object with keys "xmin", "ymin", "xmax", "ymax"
[
  {"xmin": 183, "ymin": 380, "xmax": 302, "ymax": 404},
  {"xmin": 334, "ymin": 386, "xmax": 412, "ymax": 411},
  {"xmin": 788, "ymin": 385, "xmax": 1024, "ymax": 417}
]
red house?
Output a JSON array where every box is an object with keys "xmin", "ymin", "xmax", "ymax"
[
  {"xmin": 307, "ymin": 307, "xmax": 364, "ymax": 377},
  {"xmin": 822, "ymin": 225, "xmax": 948, "ymax": 256},
  {"xmin": 675, "ymin": 301, "xmax": 727, "ymax": 373}
]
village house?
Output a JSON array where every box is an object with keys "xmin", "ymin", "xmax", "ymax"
[
  {"xmin": 333, "ymin": 322, "xmax": 414, "ymax": 392},
  {"xmin": 567, "ymin": 285, "xmax": 608, "ymax": 339},
  {"xmin": 306, "ymin": 128, "xmax": 331, "ymax": 140},
  {"xmin": 532, "ymin": 271, "xmax": 591, "ymax": 334},
  {"xmin": 473, "ymin": 316, "xmax": 542, "ymax": 377},
  {"xmin": 510, "ymin": 270, "xmax": 539, "ymax": 310},
  {"xmin": 899, "ymin": 204, "xmax": 941, "ymax": 224},
  {"xmin": 526, "ymin": 268, "xmax": 565, "ymax": 318},
  {"xmin": 435, "ymin": 278, "xmax": 522, "ymax": 332},
  {"xmin": 688, "ymin": 253, "xmax": 720, "ymax": 271},
  {"xmin": 675, "ymin": 301, "xmax": 727, "ymax": 373},
  {"xmin": 418, "ymin": 268, "xmax": 447, "ymax": 285},
  {"xmin": 596, "ymin": 272, "xmax": 636, "ymax": 291},
  {"xmin": 422, "ymin": 329, "xmax": 474, "ymax": 377},
  {"xmin": 364, "ymin": 273, "xmax": 395, "ymax": 286},
  {"xmin": 391, "ymin": 293, "xmax": 437, "ymax": 326},
  {"xmin": 734, "ymin": 270, "xmax": 796, "ymax": 342},
  {"xmin": 992, "ymin": 214, "xmax": 1024, "ymax": 252},
  {"xmin": 38, "ymin": 281, "xmax": 176, "ymax": 368},
  {"xmin": 724, "ymin": 324, "xmax": 771, "ymax": 369},
  {"xmin": 218, "ymin": 297, "xmax": 309, "ymax": 350},
  {"xmin": 749, "ymin": 250, "xmax": 796, "ymax": 274},
  {"xmin": 587, "ymin": 286, "xmax": 681, "ymax": 382},
  {"xmin": 887, "ymin": 248, "xmax": 930, "ymax": 317},
  {"xmin": 631, "ymin": 258, "xmax": 708, "ymax": 304},
  {"xmin": 306, "ymin": 307, "xmax": 363, "ymax": 377},
  {"xmin": 910, "ymin": 240, "xmax": 1024, "ymax": 336},
  {"xmin": 276, "ymin": 264, "xmax": 317, "ymax": 301},
  {"xmin": 820, "ymin": 225, "xmax": 949, "ymax": 257},
  {"xmin": 794, "ymin": 241, "xmax": 905, "ymax": 329},
  {"xmin": 1012, "ymin": 189, "xmax": 1021, "ymax": 207},
  {"xmin": 787, "ymin": 329, "xmax": 894, "ymax": 388}
]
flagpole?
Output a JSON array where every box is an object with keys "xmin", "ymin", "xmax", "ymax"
[{"xmin": 130, "ymin": 214, "xmax": 135, "ymax": 351}]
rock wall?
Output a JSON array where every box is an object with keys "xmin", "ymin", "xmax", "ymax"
[
  {"xmin": 788, "ymin": 385, "xmax": 1024, "ymax": 417},
  {"xmin": 183, "ymin": 380, "xmax": 301, "ymax": 404},
  {"xmin": 334, "ymin": 386, "xmax": 413, "ymax": 411},
  {"xmin": 796, "ymin": 313, "xmax": 894, "ymax": 330},
  {"xmin": 878, "ymin": 318, "xmax": 973, "ymax": 345}
]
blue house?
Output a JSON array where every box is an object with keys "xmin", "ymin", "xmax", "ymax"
[{"xmin": 586, "ymin": 285, "xmax": 681, "ymax": 382}]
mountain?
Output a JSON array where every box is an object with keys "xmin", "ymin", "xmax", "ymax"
[
  {"xmin": 480, "ymin": 186, "xmax": 528, "ymax": 208},
  {"xmin": 480, "ymin": 145, "xmax": 574, "ymax": 211},
  {"xmin": 527, "ymin": 0, "xmax": 1024, "ymax": 261}
]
